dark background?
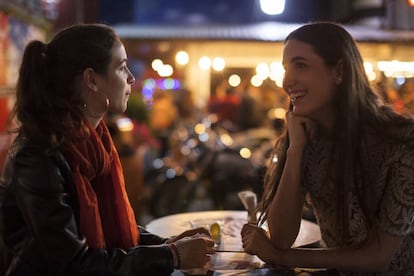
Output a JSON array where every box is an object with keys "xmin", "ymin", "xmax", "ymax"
[{"xmin": 100, "ymin": 0, "xmax": 339, "ymax": 25}]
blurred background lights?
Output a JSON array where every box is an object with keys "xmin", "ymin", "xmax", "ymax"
[
  {"xmin": 151, "ymin": 59, "xmax": 163, "ymax": 71},
  {"xmin": 270, "ymin": 61, "xmax": 285, "ymax": 87},
  {"xmin": 152, "ymin": 158, "xmax": 164, "ymax": 169},
  {"xmin": 175, "ymin": 51, "xmax": 190, "ymax": 65},
  {"xmin": 212, "ymin": 57, "xmax": 225, "ymax": 71},
  {"xmin": 198, "ymin": 132, "xmax": 209, "ymax": 142},
  {"xmin": 228, "ymin": 74, "xmax": 241, "ymax": 87},
  {"xmin": 239, "ymin": 147, "xmax": 252, "ymax": 159},
  {"xmin": 396, "ymin": 77, "xmax": 405, "ymax": 86},
  {"xmin": 187, "ymin": 138, "xmax": 198, "ymax": 148},
  {"xmin": 194, "ymin": 123, "xmax": 206, "ymax": 134},
  {"xmin": 166, "ymin": 168, "xmax": 176, "ymax": 179},
  {"xmin": 116, "ymin": 117, "xmax": 134, "ymax": 132},
  {"xmin": 268, "ymin": 107, "xmax": 287, "ymax": 119},
  {"xmin": 377, "ymin": 60, "xmax": 414, "ymax": 78},
  {"xmin": 143, "ymin": 78, "xmax": 157, "ymax": 89},
  {"xmin": 199, "ymin": 56, "xmax": 212, "ymax": 70},
  {"xmin": 158, "ymin": 64, "xmax": 173, "ymax": 77},
  {"xmin": 260, "ymin": 0, "xmax": 285, "ymax": 15},
  {"xmin": 219, "ymin": 133, "xmax": 233, "ymax": 146},
  {"xmin": 181, "ymin": 145, "xmax": 191, "ymax": 155},
  {"xmin": 162, "ymin": 78, "xmax": 176, "ymax": 89},
  {"xmin": 364, "ymin": 62, "xmax": 376, "ymax": 81},
  {"xmin": 251, "ymin": 75, "xmax": 263, "ymax": 87},
  {"xmin": 256, "ymin": 62, "xmax": 270, "ymax": 80}
]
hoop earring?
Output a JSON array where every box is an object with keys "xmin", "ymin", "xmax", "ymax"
[{"xmin": 83, "ymin": 90, "xmax": 109, "ymax": 119}]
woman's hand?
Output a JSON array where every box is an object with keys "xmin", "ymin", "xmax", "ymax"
[
  {"xmin": 241, "ymin": 223, "xmax": 281, "ymax": 264},
  {"xmin": 166, "ymin": 227, "xmax": 211, "ymax": 244},
  {"xmin": 174, "ymin": 236, "xmax": 216, "ymax": 269},
  {"xmin": 286, "ymin": 111, "xmax": 316, "ymax": 152}
]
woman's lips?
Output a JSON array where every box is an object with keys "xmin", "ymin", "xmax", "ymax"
[{"xmin": 290, "ymin": 91, "xmax": 306, "ymax": 104}]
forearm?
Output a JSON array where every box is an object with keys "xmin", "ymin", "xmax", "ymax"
[
  {"xmin": 66, "ymin": 244, "xmax": 174, "ymax": 275},
  {"xmin": 273, "ymin": 231, "xmax": 402, "ymax": 273},
  {"xmin": 138, "ymin": 226, "xmax": 168, "ymax": 245},
  {"xmin": 267, "ymin": 147, "xmax": 306, "ymax": 249},
  {"xmin": 279, "ymin": 247, "xmax": 385, "ymax": 272}
]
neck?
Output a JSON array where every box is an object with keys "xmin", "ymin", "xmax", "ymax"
[
  {"xmin": 310, "ymin": 106, "xmax": 336, "ymax": 135},
  {"xmin": 82, "ymin": 110, "xmax": 103, "ymax": 129},
  {"xmin": 319, "ymin": 117, "xmax": 335, "ymax": 134}
]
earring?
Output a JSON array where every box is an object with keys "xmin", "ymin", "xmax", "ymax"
[{"xmin": 83, "ymin": 90, "xmax": 109, "ymax": 119}]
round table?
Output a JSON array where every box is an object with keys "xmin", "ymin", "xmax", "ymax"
[{"xmin": 146, "ymin": 210, "xmax": 321, "ymax": 251}]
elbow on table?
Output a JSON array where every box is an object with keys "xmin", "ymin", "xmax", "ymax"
[
  {"xmin": 270, "ymin": 235, "xmax": 295, "ymax": 251},
  {"xmin": 358, "ymin": 247, "xmax": 395, "ymax": 273},
  {"xmin": 360, "ymin": 231, "xmax": 401, "ymax": 273},
  {"xmin": 371, "ymin": 254, "xmax": 393, "ymax": 273}
]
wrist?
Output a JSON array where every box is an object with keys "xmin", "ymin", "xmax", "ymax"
[
  {"xmin": 165, "ymin": 235, "xmax": 177, "ymax": 244},
  {"xmin": 168, "ymin": 243, "xmax": 181, "ymax": 269}
]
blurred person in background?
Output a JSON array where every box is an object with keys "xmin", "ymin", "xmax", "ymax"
[
  {"xmin": 0, "ymin": 23, "xmax": 214, "ymax": 276},
  {"xmin": 238, "ymin": 84, "xmax": 266, "ymax": 131},
  {"xmin": 150, "ymin": 89, "xmax": 179, "ymax": 158},
  {"xmin": 208, "ymin": 85, "xmax": 241, "ymax": 132},
  {"xmin": 241, "ymin": 22, "xmax": 414, "ymax": 275}
]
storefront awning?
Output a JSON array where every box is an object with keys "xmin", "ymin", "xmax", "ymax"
[{"xmin": 114, "ymin": 22, "xmax": 414, "ymax": 42}]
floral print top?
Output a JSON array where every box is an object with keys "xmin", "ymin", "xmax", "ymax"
[{"xmin": 302, "ymin": 127, "xmax": 414, "ymax": 276}]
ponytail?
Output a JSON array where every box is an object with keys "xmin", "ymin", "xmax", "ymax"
[{"xmin": 14, "ymin": 40, "xmax": 51, "ymax": 144}]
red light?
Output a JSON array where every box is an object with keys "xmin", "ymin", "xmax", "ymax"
[{"xmin": 409, "ymin": 0, "xmax": 414, "ymax": 7}]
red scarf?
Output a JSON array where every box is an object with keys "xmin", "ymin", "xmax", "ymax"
[{"xmin": 63, "ymin": 120, "xmax": 139, "ymax": 249}]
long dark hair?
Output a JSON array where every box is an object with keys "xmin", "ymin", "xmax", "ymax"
[
  {"xmin": 11, "ymin": 24, "xmax": 118, "ymax": 146},
  {"xmin": 259, "ymin": 22, "xmax": 414, "ymax": 244}
]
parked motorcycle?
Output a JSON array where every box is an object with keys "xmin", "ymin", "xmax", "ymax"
[{"xmin": 144, "ymin": 114, "xmax": 279, "ymax": 218}]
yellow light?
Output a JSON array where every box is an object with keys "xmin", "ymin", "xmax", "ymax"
[
  {"xmin": 158, "ymin": 64, "xmax": 173, "ymax": 77},
  {"xmin": 220, "ymin": 134, "xmax": 233, "ymax": 146},
  {"xmin": 239, "ymin": 148, "xmax": 252, "ymax": 159},
  {"xmin": 198, "ymin": 56, "xmax": 211, "ymax": 70},
  {"xmin": 268, "ymin": 107, "xmax": 286, "ymax": 119},
  {"xmin": 228, "ymin": 74, "xmax": 241, "ymax": 87},
  {"xmin": 212, "ymin": 57, "xmax": 225, "ymax": 71},
  {"xmin": 251, "ymin": 75, "xmax": 263, "ymax": 87},
  {"xmin": 408, "ymin": 0, "xmax": 414, "ymax": 7},
  {"xmin": 260, "ymin": 0, "xmax": 285, "ymax": 15},
  {"xmin": 194, "ymin": 123, "xmax": 206, "ymax": 134},
  {"xmin": 256, "ymin": 62, "xmax": 270, "ymax": 80},
  {"xmin": 151, "ymin": 59, "xmax": 163, "ymax": 71},
  {"xmin": 116, "ymin": 117, "xmax": 134, "ymax": 132},
  {"xmin": 175, "ymin": 51, "xmax": 189, "ymax": 65}
]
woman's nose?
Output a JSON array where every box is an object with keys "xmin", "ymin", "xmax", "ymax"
[
  {"xmin": 282, "ymin": 71, "xmax": 295, "ymax": 92},
  {"xmin": 127, "ymin": 69, "xmax": 135, "ymax": 85}
]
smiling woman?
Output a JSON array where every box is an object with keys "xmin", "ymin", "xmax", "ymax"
[{"xmin": 241, "ymin": 22, "xmax": 414, "ymax": 275}]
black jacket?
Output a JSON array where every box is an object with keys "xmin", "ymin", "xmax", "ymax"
[{"xmin": 0, "ymin": 137, "xmax": 175, "ymax": 275}]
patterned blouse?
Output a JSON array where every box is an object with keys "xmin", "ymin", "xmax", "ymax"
[{"xmin": 302, "ymin": 127, "xmax": 414, "ymax": 276}]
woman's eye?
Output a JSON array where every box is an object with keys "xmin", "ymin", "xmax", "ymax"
[
  {"xmin": 120, "ymin": 65, "xmax": 129, "ymax": 72},
  {"xmin": 295, "ymin": 62, "xmax": 307, "ymax": 69}
]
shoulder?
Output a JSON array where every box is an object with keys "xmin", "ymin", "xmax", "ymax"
[
  {"xmin": 365, "ymin": 123, "xmax": 414, "ymax": 159},
  {"xmin": 6, "ymin": 136, "xmax": 70, "ymax": 192}
]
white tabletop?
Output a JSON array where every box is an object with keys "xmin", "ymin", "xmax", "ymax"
[
  {"xmin": 146, "ymin": 210, "xmax": 321, "ymax": 252},
  {"xmin": 148, "ymin": 210, "xmax": 322, "ymax": 275}
]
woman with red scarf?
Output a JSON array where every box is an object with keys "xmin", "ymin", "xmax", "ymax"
[{"xmin": 0, "ymin": 24, "xmax": 215, "ymax": 276}]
